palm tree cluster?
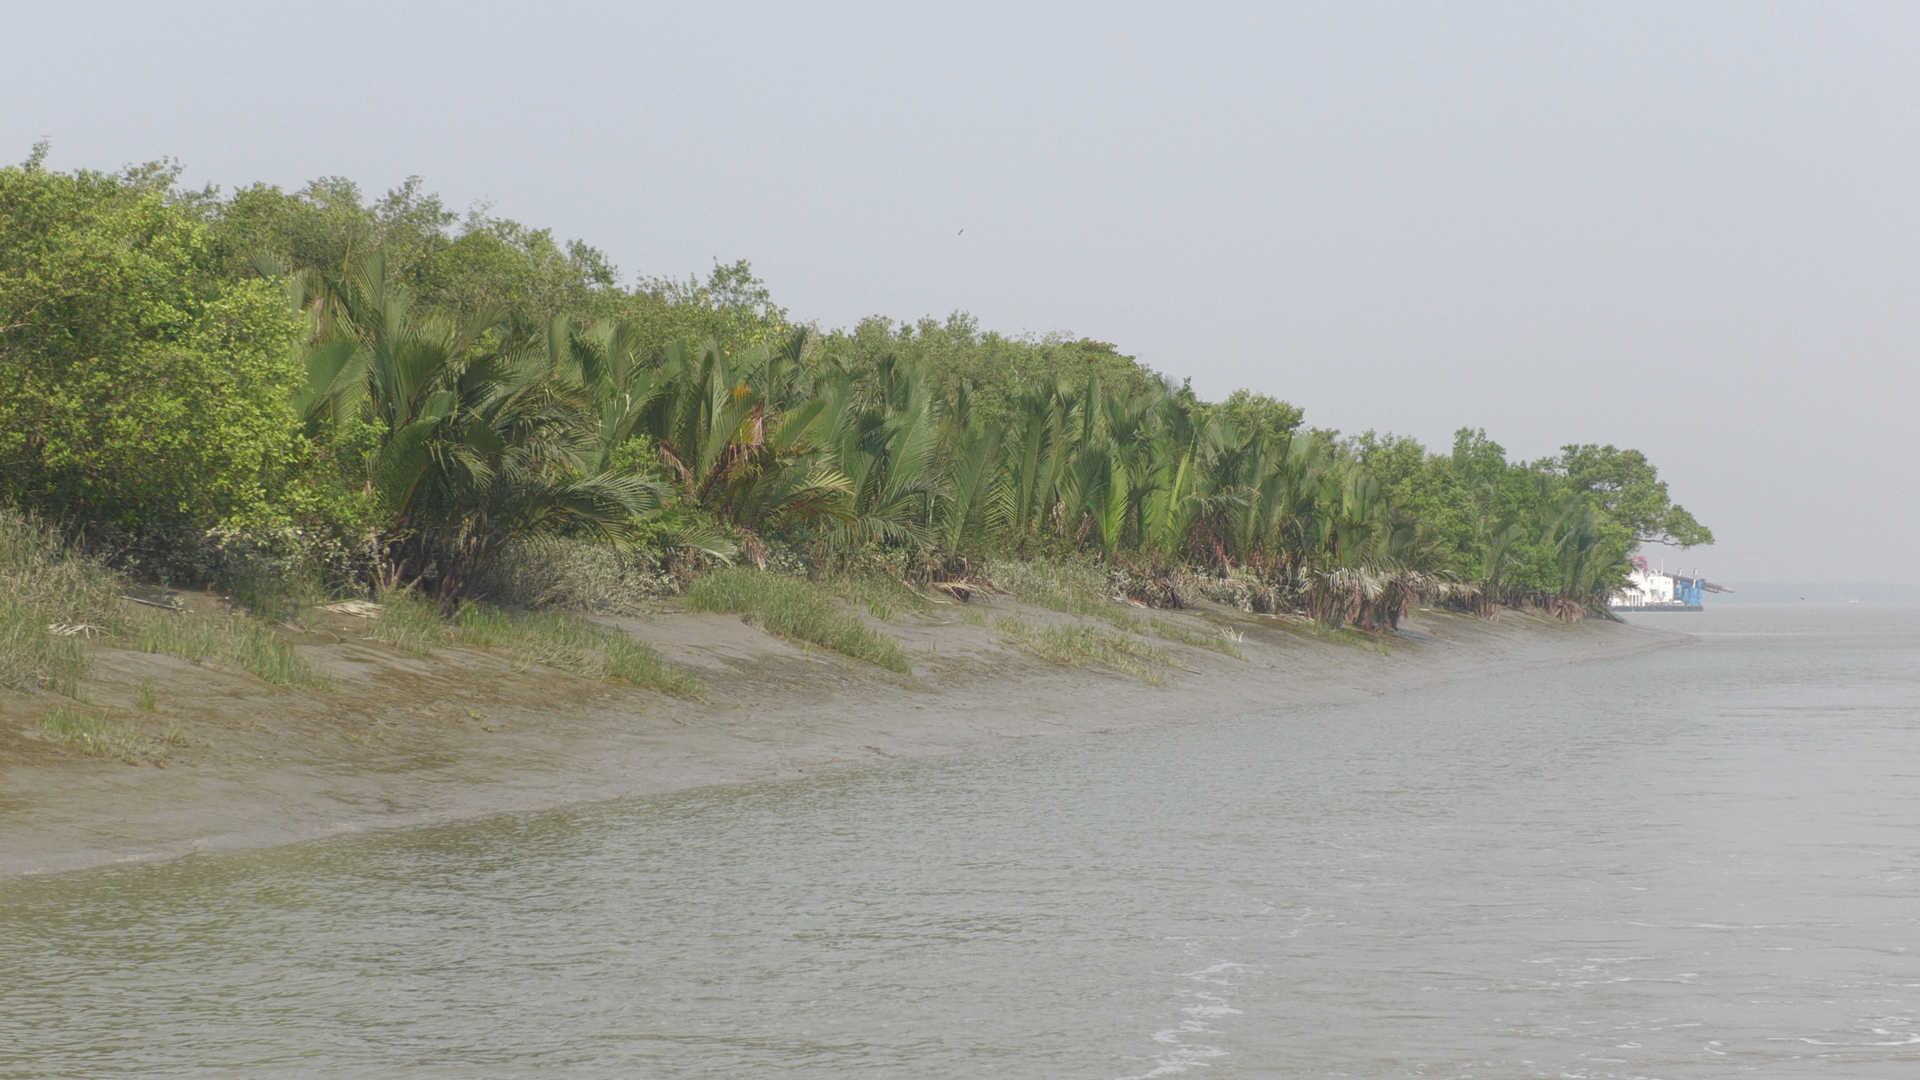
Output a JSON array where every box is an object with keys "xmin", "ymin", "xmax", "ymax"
[
  {"xmin": 289, "ymin": 258, "xmax": 1696, "ymax": 626},
  {"xmin": 0, "ymin": 160, "xmax": 1707, "ymax": 623},
  {"xmin": 289, "ymin": 259, "xmax": 664, "ymax": 606}
]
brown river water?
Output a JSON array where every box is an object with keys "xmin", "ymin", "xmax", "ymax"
[{"xmin": 3, "ymin": 604, "xmax": 1917, "ymax": 1077}]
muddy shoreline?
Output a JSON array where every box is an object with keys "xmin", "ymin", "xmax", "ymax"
[{"xmin": 0, "ymin": 599, "xmax": 1687, "ymax": 878}]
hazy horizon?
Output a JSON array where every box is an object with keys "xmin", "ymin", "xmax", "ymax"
[{"xmin": 7, "ymin": 2, "xmax": 1916, "ymax": 582}]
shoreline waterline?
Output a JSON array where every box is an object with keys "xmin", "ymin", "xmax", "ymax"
[{"xmin": 0, "ymin": 604, "xmax": 1686, "ymax": 879}]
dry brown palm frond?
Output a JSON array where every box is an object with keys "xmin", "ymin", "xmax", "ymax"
[
  {"xmin": 1300, "ymin": 565, "xmax": 1421, "ymax": 631},
  {"xmin": 1108, "ymin": 556, "xmax": 1192, "ymax": 609},
  {"xmin": 1424, "ymin": 578, "xmax": 1498, "ymax": 619}
]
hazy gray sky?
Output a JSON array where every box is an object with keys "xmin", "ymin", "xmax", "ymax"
[{"xmin": 6, "ymin": 1, "xmax": 1916, "ymax": 583}]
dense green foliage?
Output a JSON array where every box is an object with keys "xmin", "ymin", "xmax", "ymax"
[
  {"xmin": 0, "ymin": 156, "xmax": 1711, "ymax": 626},
  {"xmin": 811, "ymin": 314, "xmax": 1160, "ymax": 428},
  {"xmin": 1348, "ymin": 430, "xmax": 1712, "ymax": 616},
  {"xmin": 0, "ymin": 157, "xmax": 306, "ymax": 531}
]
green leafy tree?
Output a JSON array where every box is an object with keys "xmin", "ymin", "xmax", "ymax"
[
  {"xmin": 1196, "ymin": 388, "xmax": 1304, "ymax": 444},
  {"xmin": 0, "ymin": 156, "xmax": 307, "ymax": 532},
  {"xmin": 1554, "ymin": 443, "xmax": 1712, "ymax": 548}
]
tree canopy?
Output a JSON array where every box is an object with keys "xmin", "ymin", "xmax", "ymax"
[
  {"xmin": 0, "ymin": 154, "xmax": 1712, "ymax": 623},
  {"xmin": 0, "ymin": 157, "xmax": 305, "ymax": 532}
]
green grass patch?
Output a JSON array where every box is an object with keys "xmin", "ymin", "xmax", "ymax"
[
  {"xmin": 995, "ymin": 616, "xmax": 1169, "ymax": 685},
  {"xmin": 131, "ymin": 611, "xmax": 224, "ymax": 663},
  {"xmin": 987, "ymin": 557, "xmax": 1239, "ymax": 658},
  {"xmin": 39, "ymin": 705, "xmax": 184, "ymax": 764},
  {"xmin": 0, "ymin": 595, "xmax": 89, "ymax": 696},
  {"xmin": 372, "ymin": 593, "xmax": 701, "ymax": 697},
  {"xmin": 0, "ymin": 508, "xmax": 125, "ymax": 695},
  {"xmin": 370, "ymin": 592, "xmax": 458, "ymax": 657},
  {"xmin": 600, "ymin": 634, "xmax": 703, "ymax": 697},
  {"xmin": 685, "ymin": 568, "xmax": 912, "ymax": 674},
  {"xmin": 455, "ymin": 601, "xmax": 702, "ymax": 697},
  {"xmin": 453, "ymin": 603, "xmax": 596, "ymax": 666},
  {"xmin": 133, "ymin": 611, "xmax": 331, "ymax": 689}
]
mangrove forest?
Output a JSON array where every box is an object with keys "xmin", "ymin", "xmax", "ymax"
[{"xmin": 0, "ymin": 152, "xmax": 1712, "ymax": 648}]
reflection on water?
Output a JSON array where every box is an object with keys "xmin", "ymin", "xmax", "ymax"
[{"xmin": 4, "ymin": 607, "xmax": 1918, "ymax": 1077}]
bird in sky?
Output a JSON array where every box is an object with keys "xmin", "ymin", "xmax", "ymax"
[{"xmin": 957, "ymin": 228, "xmax": 964, "ymax": 235}]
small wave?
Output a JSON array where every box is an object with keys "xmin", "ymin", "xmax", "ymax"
[
  {"xmin": 1112, "ymin": 960, "xmax": 1256, "ymax": 1079},
  {"xmin": 1772, "ymin": 1032, "xmax": 1920, "ymax": 1047}
]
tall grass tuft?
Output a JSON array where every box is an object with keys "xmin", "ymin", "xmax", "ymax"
[
  {"xmin": 0, "ymin": 508, "xmax": 125, "ymax": 694},
  {"xmin": 1, "ymin": 507, "xmax": 334, "ymax": 693},
  {"xmin": 0, "ymin": 596, "xmax": 89, "ymax": 696},
  {"xmin": 370, "ymin": 592, "xmax": 459, "ymax": 657},
  {"xmin": 599, "ymin": 633, "xmax": 703, "ymax": 698},
  {"xmin": 0, "ymin": 509, "xmax": 125, "ymax": 627},
  {"xmin": 1300, "ymin": 620, "xmax": 1393, "ymax": 654},
  {"xmin": 133, "ymin": 612, "xmax": 331, "ymax": 689},
  {"xmin": 685, "ymin": 568, "xmax": 912, "ymax": 674}
]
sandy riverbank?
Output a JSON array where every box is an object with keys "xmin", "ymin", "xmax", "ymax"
[{"xmin": 0, "ymin": 596, "xmax": 1687, "ymax": 877}]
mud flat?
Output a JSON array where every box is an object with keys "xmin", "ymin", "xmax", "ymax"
[{"xmin": 0, "ymin": 598, "xmax": 1686, "ymax": 877}]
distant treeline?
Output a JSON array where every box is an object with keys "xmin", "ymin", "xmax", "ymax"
[{"xmin": 0, "ymin": 150, "xmax": 1709, "ymax": 626}]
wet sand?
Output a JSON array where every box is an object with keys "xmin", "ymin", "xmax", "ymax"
[{"xmin": 0, "ymin": 598, "xmax": 1686, "ymax": 877}]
